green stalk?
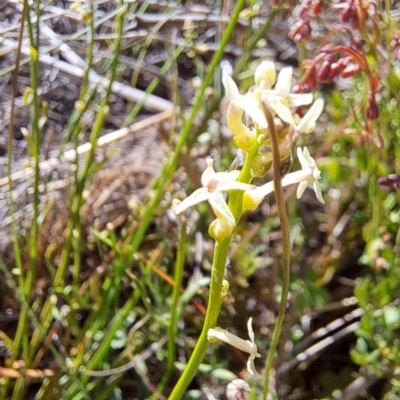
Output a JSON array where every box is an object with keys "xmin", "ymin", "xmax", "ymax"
[
  {"xmin": 168, "ymin": 141, "xmax": 260, "ymax": 400},
  {"xmin": 261, "ymin": 101, "xmax": 291, "ymax": 400},
  {"xmin": 167, "ymin": 237, "xmax": 230, "ymax": 400}
]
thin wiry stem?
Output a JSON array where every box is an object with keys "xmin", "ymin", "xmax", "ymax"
[
  {"xmin": 261, "ymin": 100, "xmax": 291, "ymax": 400},
  {"xmin": 1, "ymin": 3, "xmax": 26, "ymax": 398}
]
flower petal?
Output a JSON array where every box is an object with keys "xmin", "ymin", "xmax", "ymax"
[
  {"xmin": 268, "ymin": 96, "xmax": 296, "ymax": 126},
  {"xmin": 208, "ymin": 192, "xmax": 236, "ymax": 228},
  {"xmin": 288, "ymin": 92, "xmax": 313, "ymax": 107},
  {"xmin": 174, "ymin": 188, "xmax": 210, "ymax": 214},
  {"xmin": 247, "ymin": 356, "xmax": 257, "ymax": 376},
  {"xmin": 223, "ymin": 70, "xmax": 268, "ymax": 129},
  {"xmin": 201, "ymin": 158, "xmax": 217, "ymax": 187},
  {"xmin": 238, "ymin": 98, "xmax": 268, "ymax": 129},
  {"xmin": 275, "ymin": 67, "xmax": 293, "ymax": 96},
  {"xmin": 297, "ymin": 147, "xmax": 317, "ymax": 169},
  {"xmin": 296, "ymin": 98, "xmax": 324, "ymax": 134},
  {"xmin": 296, "ymin": 181, "xmax": 308, "ymax": 199},
  {"xmin": 222, "ymin": 69, "xmax": 240, "ymax": 101},
  {"xmin": 313, "ymin": 181, "xmax": 325, "ymax": 204},
  {"xmin": 247, "ymin": 318, "xmax": 255, "ymax": 343},
  {"xmin": 218, "ymin": 178, "xmax": 256, "ymax": 192}
]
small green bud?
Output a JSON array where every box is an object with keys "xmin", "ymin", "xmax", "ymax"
[{"xmin": 250, "ymin": 153, "xmax": 272, "ymax": 178}]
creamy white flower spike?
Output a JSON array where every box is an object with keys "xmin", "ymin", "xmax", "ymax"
[
  {"xmin": 207, "ymin": 318, "xmax": 261, "ymax": 376},
  {"xmin": 222, "ymin": 69, "xmax": 268, "ymax": 130},
  {"xmin": 243, "ymin": 147, "xmax": 325, "ymax": 210},
  {"xmin": 174, "ymin": 158, "xmax": 256, "ymax": 239},
  {"xmin": 261, "ymin": 66, "xmax": 313, "ymax": 127}
]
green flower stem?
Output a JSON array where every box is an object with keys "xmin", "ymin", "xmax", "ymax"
[
  {"xmin": 168, "ymin": 237, "xmax": 230, "ymax": 400},
  {"xmin": 169, "ymin": 141, "xmax": 260, "ymax": 400},
  {"xmin": 261, "ymin": 101, "xmax": 291, "ymax": 399}
]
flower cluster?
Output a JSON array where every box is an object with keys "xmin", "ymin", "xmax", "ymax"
[
  {"xmin": 174, "ymin": 61, "xmax": 325, "ymax": 240},
  {"xmin": 172, "ymin": 61, "xmax": 325, "ymax": 382}
]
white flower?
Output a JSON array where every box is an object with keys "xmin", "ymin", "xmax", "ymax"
[
  {"xmin": 296, "ymin": 147, "xmax": 325, "ymax": 204},
  {"xmin": 174, "ymin": 158, "xmax": 256, "ymax": 239},
  {"xmin": 243, "ymin": 147, "xmax": 324, "ymax": 210},
  {"xmin": 260, "ymin": 66, "xmax": 314, "ymax": 127},
  {"xmin": 222, "ymin": 69, "xmax": 268, "ymax": 130},
  {"xmin": 208, "ymin": 318, "xmax": 261, "ymax": 376}
]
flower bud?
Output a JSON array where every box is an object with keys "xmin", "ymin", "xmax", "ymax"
[
  {"xmin": 209, "ymin": 218, "xmax": 234, "ymax": 241},
  {"xmin": 242, "ymin": 190, "xmax": 264, "ymax": 211},
  {"xmin": 254, "ymin": 61, "xmax": 276, "ymax": 90},
  {"xmin": 250, "ymin": 153, "xmax": 273, "ymax": 178},
  {"xmin": 316, "ymin": 60, "xmax": 332, "ymax": 82},
  {"xmin": 227, "ymin": 103, "xmax": 257, "ymax": 151},
  {"xmin": 339, "ymin": 64, "xmax": 362, "ymax": 78}
]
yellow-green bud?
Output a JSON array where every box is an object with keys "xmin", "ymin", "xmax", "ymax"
[
  {"xmin": 209, "ymin": 218, "xmax": 234, "ymax": 241},
  {"xmin": 250, "ymin": 153, "xmax": 272, "ymax": 178},
  {"xmin": 242, "ymin": 190, "xmax": 263, "ymax": 211},
  {"xmin": 227, "ymin": 103, "xmax": 256, "ymax": 151}
]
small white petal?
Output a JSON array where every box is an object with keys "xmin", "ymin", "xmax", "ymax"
[
  {"xmin": 201, "ymin": 158, "xmax": 217, "ymax": 187},
  {"xmin": 247, "ymin": 318, "xmax": 255, "ymax": 343},
  {"xmin": 218, "ymin": 179, "xmax": 256, "ymax": 192},
  {"xmin": 313, "ymin": 181, "xmax": 325, "ymax": 204},
  {"xmin": 247, "ymin": 356, "xmax": 257, "ymax": 376},
  {"xmin": 275, "ymin": 67, "xmax": 293, "ymax": 96},
  {"xmin": 268, "ymin": 96, "xmax": 296, "ymax": 126},
  {"xmin": 209, "ymin": 192, "xmax": 236, "ymax": 228},
  {"xmin": 295, "ymin": 147, "xmax": 325, "ymax": 204},
  {"xmin": 297, "ymin": 147, "xmax": 316, "ymax": 169},
  {"xmin": 223, "ymin": 70, "xmax": 268, "ymax": 129},
  {"xmin": 239, "ymin": 98, "xmax": 268, "ymax": 129},
  {"xmin": 288, "ymin": 92, "xmax": 313, "ymax": 107},
  {"xmin": 222, "ymin": 69, "xmax": 240, "ymax": 101},
  {"xmin": 174, "ymin": 188, "xmax": 210, "ymax": 214},
  {"xmin": 296, "ymin": 98, "xmax": 324, "ymax": 134},
  {"xmin": 296, "ymin": 181, "xmax": 308, "ymax": 199}
]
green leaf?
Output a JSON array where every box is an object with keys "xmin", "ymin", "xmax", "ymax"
[
  {"xmin": 210, "ymin": 368, "xmax": 237, "ymax": 381},
  {"xmin": 351, "ymin": 348, "xmax": 366, "ymax": 365},
  {"xmin": 384, "ymin": 307, "xmax": 400, "ymax": 328}
]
